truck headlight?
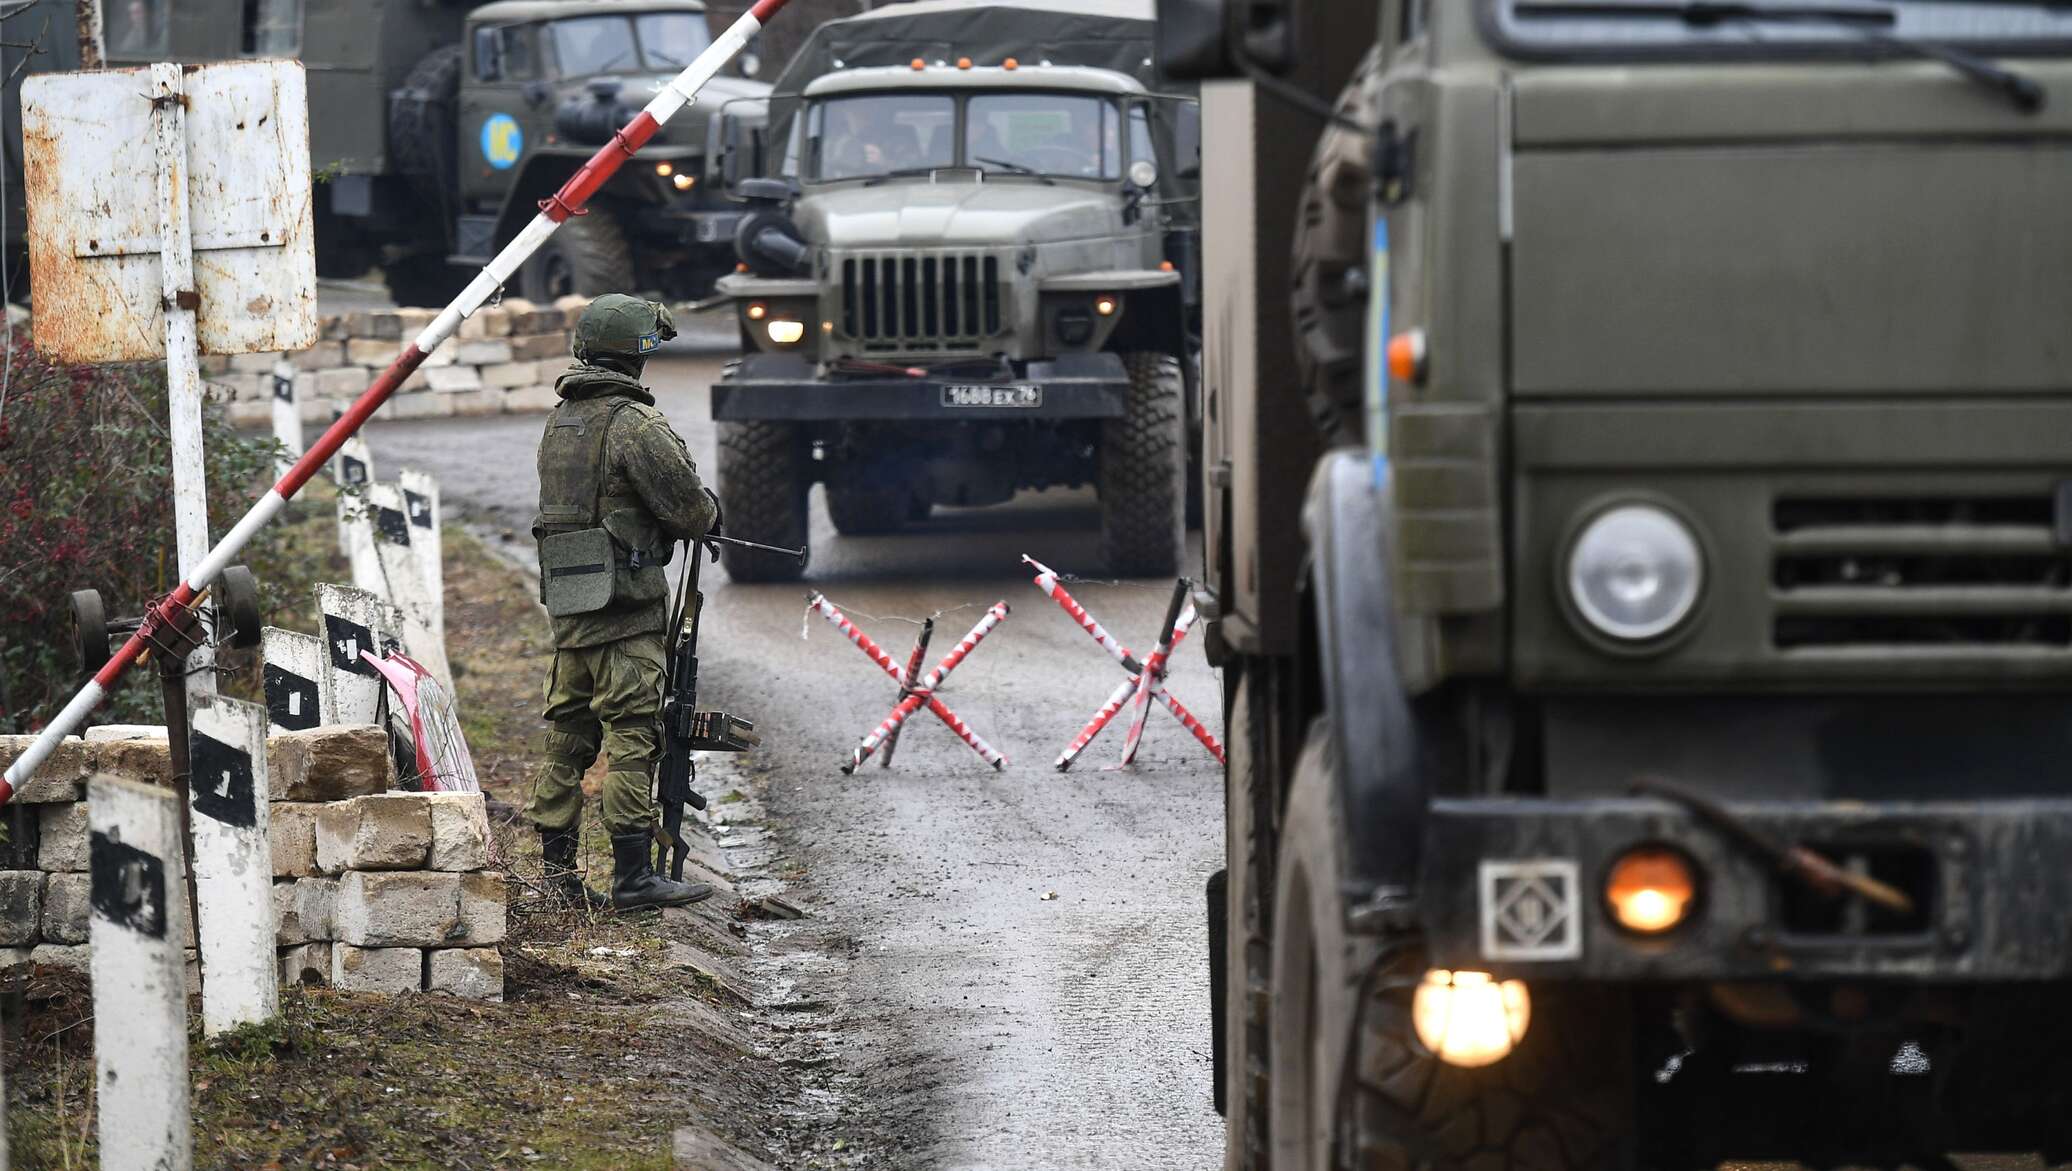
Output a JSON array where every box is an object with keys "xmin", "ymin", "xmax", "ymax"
[
  {"xmin": 1565, "ymin": 503, "xmax": 1703, "ymax": 641},
  {"xmin": 765, "ymin": 319, "xmax": 804, "ymax": 345}
]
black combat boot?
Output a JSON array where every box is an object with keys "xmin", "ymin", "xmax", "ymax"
[
  {"xmin": 610, "ymin": 832, "xmax": 712, "ymax": 910},
  {"xmin": 539, "ymin": 827, "xmax": 609, "ymax": 911}
]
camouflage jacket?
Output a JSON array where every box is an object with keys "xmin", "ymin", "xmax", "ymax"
[{"xmin": 538, "ymin": 364, "xmax": 716, "ymax": 648}]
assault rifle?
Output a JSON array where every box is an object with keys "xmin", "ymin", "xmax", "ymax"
[{"xmin": 653, "ymin": 520, "xmax": 805, "ymax": 880}]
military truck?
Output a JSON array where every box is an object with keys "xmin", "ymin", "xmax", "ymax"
[
  {"xmin": 1167, "ymin": 1, "xmax": 2072, "ymax": 1167},
  {"xmin": 704, "ymin": 0, "xmax": 1202, "ymax": 582},
  {"xmin": 0, "ymin": 0, "xmax": 765, "ymax": 306}
]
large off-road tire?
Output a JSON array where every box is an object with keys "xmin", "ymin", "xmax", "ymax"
[
  {"xmin": 391, "ymin": 45, "xmax": 462, "ymax": 211},
  {"xmin": 383, "ymin": 252, "xmax": 469, "ymax": 310},
  {"xmin": 1291, "ymin": 46, "xmax": 1383, "ymax": 448},
  {"xmin": 825, "ymin": 476, "xmax": 912, "ymax": 536},
  {"xmin": 1270, "ymin": 720, "xmax": 1637, "ymax": 1171},
  {"xmin": 715, "ymin": 420, "xmax": 810, "ymax": 582},
  {"xmin": 1097, "ymin": 351, "xmax": 1187, "ymax": 578},
  {"xmin": 520, "ymin": 206, "xmax": 637, "ymax": 302},
  {"xmin": 1222, "ymin": 673, "xmax": 1276, "ymax": 1171}
]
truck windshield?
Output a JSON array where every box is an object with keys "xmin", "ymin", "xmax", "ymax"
[
  {"xmin": 807, "ymin": 94, "xmax": 957, "ymax": 180},
  {"xmin": 635, "ymin": 13, "xmax": 713, "ymax": 69},
  {"xmin": 968, "ymin": 93, "xmax": 1119, "ymax": 180},
  {"xmin": 548, "ymin": 16, "xmax": 641, "ymax": 74},
  {"xmin": 803, "ymin": 91, "xmax": 1124, "ymax": 182},
  {"xmin": 1486, "ymin": 0, "xmax": 2072, "ymax": 57}
]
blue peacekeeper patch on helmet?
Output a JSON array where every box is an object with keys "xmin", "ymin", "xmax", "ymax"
[
  {"xmin": 638, "ymin": 331, "xmax": 663, "ymax": 354},
  {"xmin": 481, "ymin": 113, "xmax": 523, "ymax": 170}
]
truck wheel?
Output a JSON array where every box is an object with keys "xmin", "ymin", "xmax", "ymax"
[
  {"xmin": 1291, "ymin": 46, "xmax": 1382, "ymax": 448},
  {"xmin": 1270, "ymin": 720, "xmax": 1638, "ymax": 1171},
  {"xmin": 825, "ymin": 478, "xmax": 911, "ymax": 536},
  {"xmin": 1098, "ymin": 352, "xmax": 1186, "ymax": 578},
  {"xmin": 383, "ymin": 253, "xmax": 468, "ymax": 310},
  {"xmin": 520, "ymin": 206, "xmax": 636, "ymax": 302},
  {"xmin": 1222, "ymin": 673, "xmax": 1276, "ymax": 1170},
  {"xmin": 716, "ymin": 421, "xmax": 810, "ymax": 582},
  {"xmin": 391, "ymin": 45, "xmax": 462, "ymax": 211}
]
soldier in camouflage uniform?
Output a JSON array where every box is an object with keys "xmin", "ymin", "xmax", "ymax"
[{"xmin": 528, "ymin": 294, "xmax": 717, "ymax": 911}]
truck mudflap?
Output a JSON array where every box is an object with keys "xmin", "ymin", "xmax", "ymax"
[
  {"xmin": 710, "ymin": 352, "xmax": 1129, "ymax": 422},
  {"xmin": 1419, "ymin": 796, "xmax": 2072, "ymax": 982}
]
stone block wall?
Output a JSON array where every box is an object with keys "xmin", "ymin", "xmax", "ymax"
[
  {"xmin": 0, "ymin": 727, "xmax": 505, "ymax": 1001},
  {"xmin": 204, "ymin": 295, "xmax": 593, "ymax": 426}
]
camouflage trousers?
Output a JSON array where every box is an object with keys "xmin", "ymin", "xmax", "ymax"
[{"xmin": 525, "ymin": 631, "xmax": 666, "ymax": 836}]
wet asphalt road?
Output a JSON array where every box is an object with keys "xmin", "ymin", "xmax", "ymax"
[{"xmin": 364, "ymin": 351, "xmax": 1228, "ymax": 1169}]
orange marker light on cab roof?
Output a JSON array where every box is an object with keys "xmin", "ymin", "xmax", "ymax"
[
  {"xmin": 1387, "ymin": 328, "xmax": 1428, "ymax": 385},
  {"xmin": 1158, "ymin": 260, "xmax": 1174, "ymax": 272},
  {"xmin": 1003, "ymin": 57, "xmax": 1019, "ymax": 70},
  {"xmin": 957, "ymin": 56, "xmax": 972, "ymax": 69},
  {"xmin": 911, "ymin": 57, "xmax": 925, "ymax": 70}
]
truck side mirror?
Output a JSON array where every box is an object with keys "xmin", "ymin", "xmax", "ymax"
[
  {"xmin": 714, "ymin": 99, "xmax": 771, "ymax": 198},
  {"xmin": 1154, "ymin": 0, "xmax": 1297, "ymax": 81},
  {"xmin": 472, "ymin": 27, "xmax": 502, "ymax": 82}
]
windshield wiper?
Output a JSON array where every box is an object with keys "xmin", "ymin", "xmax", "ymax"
[
  {"xmin": 973, "ymin": 156, "xmax": 1057, "ymax": 185},
  {"xmin": 1515, "ymin": 1, "xmax": 2045, "ymax": 112}
]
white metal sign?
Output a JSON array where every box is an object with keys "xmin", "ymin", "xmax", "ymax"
[{"xmin": 22, "ymin": 59, "xmax": 317, "ymax": 362}]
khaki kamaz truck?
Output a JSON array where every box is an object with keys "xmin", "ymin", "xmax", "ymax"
[
  {"xmin": 1, "ymin": 0, "xmax": 765, "ymax": 306},
  {"xmin": 1167, "ymin": 1, "xmax": 2072, "ymax": 1167},
  {"xmin": 703, "ymin": 0, "xmax": 1202, "ymax": 581}
]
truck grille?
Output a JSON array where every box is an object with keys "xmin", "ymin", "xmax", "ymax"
[
  {"xmin": 1770, "ymin": 493, "xmax": 2072, "ymax": 649},
  {"xmin": 837, "ymin": 252, "xmax": 1005, "ymax": 352}
]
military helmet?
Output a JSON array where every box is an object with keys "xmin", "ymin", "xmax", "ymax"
[{"xmin": 572, "ymin": 293, "xmax": 678, "ymax": 365}]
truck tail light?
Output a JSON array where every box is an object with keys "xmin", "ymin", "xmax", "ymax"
[
  {"xmin": 1387, "ymin": 328, "xmax": 1427, "ymax": 384},
  {"xmin": 1606, "ymin": 846, "xmax": 1697, "ymax": 934}
]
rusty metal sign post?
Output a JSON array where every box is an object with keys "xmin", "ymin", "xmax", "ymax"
[{"xmin": 20, "ymin": 58, "xmax": 318, "ymax": 1039}]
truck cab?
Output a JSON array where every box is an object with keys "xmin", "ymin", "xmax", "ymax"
[
  {"xmin": 1177, "ymin": 0, "xmax": 2072, "ymax": 1167},
  {"xmin": 708, "ymin": 50, "xmax": 1201, "ymax": 581}
]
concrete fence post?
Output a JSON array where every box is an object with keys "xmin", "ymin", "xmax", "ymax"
[
  {"xmin": 261, "ymin": 627, "xmax": 326, "ymax": 735},
  {"xmin": 367, "ymin": 482, "xmax": 453, "ymax": 689},
  {"xmin": 270, "ymin": 358, "xmax": 303, "ymax": 477},
  {"xmin": 88, "ymin": 773, "xmax": 194, "ymax": 1171},
  {"xmin": 399, "ymin": 468, "xmax": 444, "ymax": 644},
  {"xmin": 334, "ymin": 433, "xmax": 374, "ymax": 560},
  {"xmin": 315, "ymin": 583, "xmax": 403, "ymax": 727},
  {"xmin": 187, "ymin": 695, "xmax": 280, "ymax": 1035}
]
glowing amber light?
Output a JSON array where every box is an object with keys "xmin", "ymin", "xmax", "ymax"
[
  {"xmin": 1003, "ymin": 57, "xmax": 1019, "ymax": 70},
  {"xmin": 911, "ymin": 57, "xmax": 926, "ymax": 70},
  {"xmin": 1093, "ymin": 295, "xmax": 1117, "ymax": 317},
  {"xmin": 1412, "ymin": 970, "xmax": 1530, "ymax": 1068},
  {"xmin": 673, "ymin": 172, "xmax": 695, "ymax": 191},
  {"xmin": 1159, "ymin": 260, "xmax": 1174, "ymax": 272},
  {"xmin": 745, "ymin": 302, "xmax": 768, "ymax": 321},
  {"xmin": 956, "ymin": 56, "xmax": 972, "ymax": 69},
  {"xmin": 1386, "ymin": 328, "xmax": 1427, "ymax": 384},
  {"xmin": 1606, "ymin": 847, "xmax": 1697, "ymax": 935}
]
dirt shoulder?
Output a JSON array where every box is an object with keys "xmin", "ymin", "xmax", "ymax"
[{"xmin": 4, "ymin": 525, "xmax": 817, "ymax": 1170}]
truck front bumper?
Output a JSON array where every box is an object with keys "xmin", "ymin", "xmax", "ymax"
[
  {"xmin": 1420, "ymin": 796, "xmax": 2072, "ymax": 982},
  {"xmin": 710, "ymin": 352, "xmax": 1128, "ymax": 422}
]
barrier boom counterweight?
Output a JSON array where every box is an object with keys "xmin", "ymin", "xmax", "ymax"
[{"xmin": 0, "ymin": 0, "xmax": 792, "ymax": 804}]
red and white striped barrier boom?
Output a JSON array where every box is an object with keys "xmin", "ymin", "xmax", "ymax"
[{"xmin": 0, "ymin": 0, "xmax": 792, "ymax": 804}]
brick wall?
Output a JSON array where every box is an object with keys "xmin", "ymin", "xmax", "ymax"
[
  {"xmin": 0, "ymin": 727, "xmax": 506, "ymax": 1000},
  {"xmin": 204, "ymin": 295, "xmax": 593, "ymax": 427}
]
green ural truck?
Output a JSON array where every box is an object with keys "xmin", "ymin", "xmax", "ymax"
[
  {"xmin": 704, "ymin": 0, "xmax": 1202, "ymax": 582},
  {"xmin": 0, "ymin": 0, "xmax": 764, "ymax": 305},
  {"xmin": 1167, "ymin": 1, "xmax": 2072, "ymax": 1167}
]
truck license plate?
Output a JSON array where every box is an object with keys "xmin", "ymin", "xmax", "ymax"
[{"xmin": 942, "ymin": 384, "xmax": 1042, "ymax": 408}]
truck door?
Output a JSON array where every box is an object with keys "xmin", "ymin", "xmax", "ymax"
[{"xmin": 460, "ymin": 21, "xmax": 541, "ymax": 208}]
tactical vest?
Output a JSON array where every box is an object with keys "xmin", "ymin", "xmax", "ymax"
[{"xmin": 534, "ymin": 396, "xmax": 671, "ymax": 617}]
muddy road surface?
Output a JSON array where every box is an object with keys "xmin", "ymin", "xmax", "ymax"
[{"xmin": 366, "ymin": 352, "xmax": 1227, "ymax": 1169}]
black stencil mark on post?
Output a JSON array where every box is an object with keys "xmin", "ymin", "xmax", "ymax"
[
  {"xmin": 272, "ymin": 372, "xmax": 294, "ymax": 402},
  {"xmin": 190, "ymin": 730, "xmax": 259, "ymax": 828},
  {"xmin": 375, "ymin": 506, "xmax": 411, "ymax": 546},
  {"xmin": 91, "ymin": 831, "xmax": 169, "ymax": 940},
  {"xmin": 264, "ymin": 664, "xmax": 321, "ymax": 731},
  {"xmin": 405, "ymin": 489, "xmax": 433, "ymax": 529},
  {"xmin": 340, "ymin": 454, "xmax": 369, "ymax": 487},
  {"xmin": 325, "ymin": 614, "xmax": 378, "ymax": 678}
]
